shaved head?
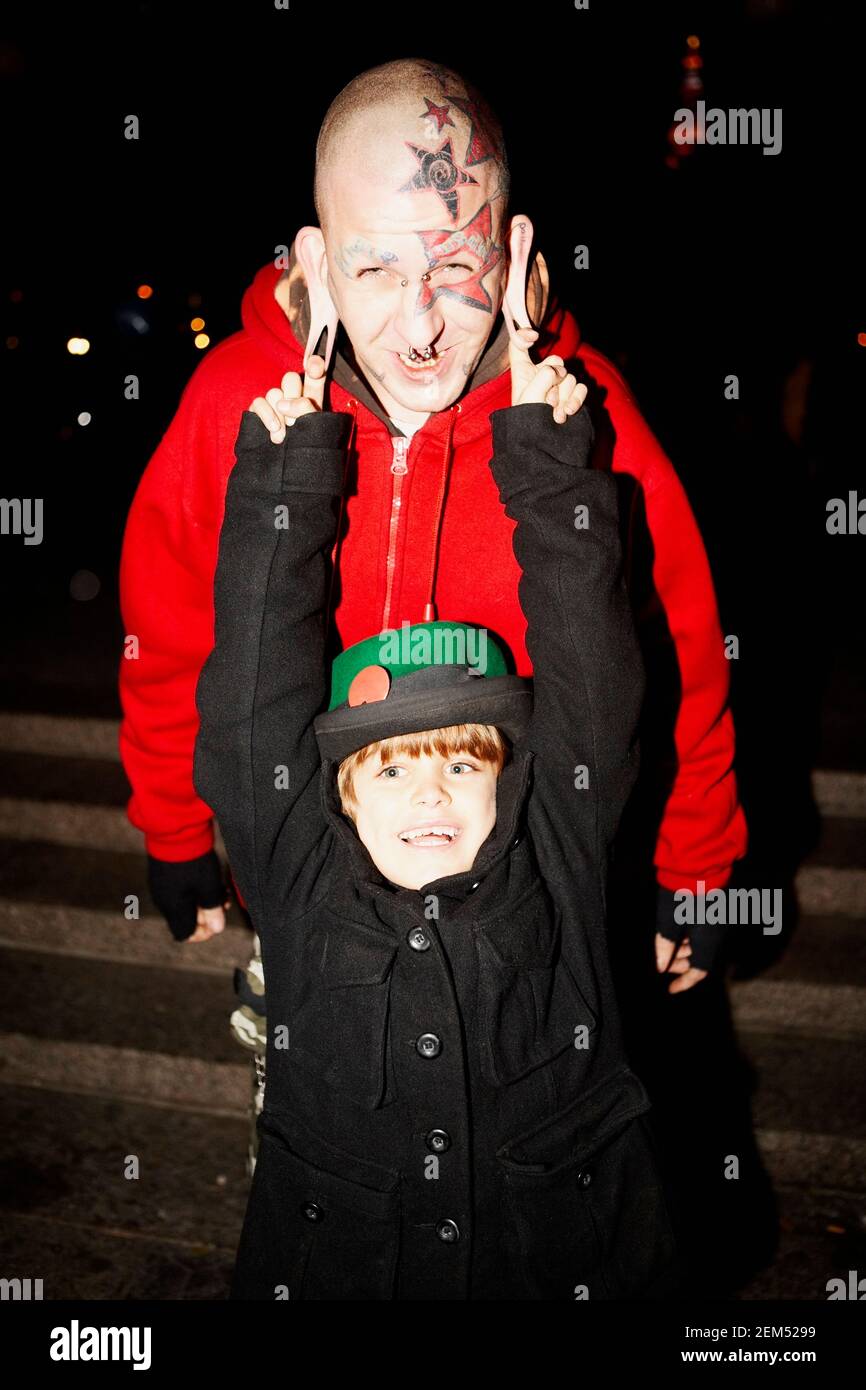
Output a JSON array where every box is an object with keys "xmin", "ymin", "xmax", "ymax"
[
  {"xmin": 303, "ymin": 58, "xmax": 518, "ymax": 428},
  {"xmin": 313, "ymin": 58, "xmax": 510, "ymax": 239}
]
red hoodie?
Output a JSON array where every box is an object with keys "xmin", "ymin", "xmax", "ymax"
[{"xmin": 118, "ymin": 262, "xmax": 746, "ymax": 893}]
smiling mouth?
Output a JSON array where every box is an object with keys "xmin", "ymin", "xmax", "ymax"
[{"xmin": 397, "ymin": 823, "xmax": 462, "ymax": 848}]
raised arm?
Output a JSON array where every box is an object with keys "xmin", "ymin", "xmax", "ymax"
[
  {"xmin": 488, "ymin": 401, "xmax": 645, "ymax": 864},
  {"xmin": 193, "ymin": 407, "xmax": 351, "ymax": 923}
]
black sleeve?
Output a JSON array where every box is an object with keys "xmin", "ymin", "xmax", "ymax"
[
  {"xmin": 656, "ymin": 886, "xmax": 731, "ymax": 974},
  {"xmin": 193, "ymin": 409, "xmax": 352, "ymax": 924},
  {"xmin": 488, "ymin": 402, "xmax": 646, "ymax": 866}
]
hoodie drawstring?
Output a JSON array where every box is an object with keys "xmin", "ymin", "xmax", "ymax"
[{"xmin": 422, "ymin": 404, "xmax": 459, "ymax": 624}]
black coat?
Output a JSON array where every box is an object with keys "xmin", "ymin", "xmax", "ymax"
[{"xmin": 194, "ymin": 400, "xmax": 684, "ymax": 1301}]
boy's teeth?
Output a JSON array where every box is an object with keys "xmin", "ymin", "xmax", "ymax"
[{"xmin": 400, "ymin": 825, "xmax": 456, "ymax": 841}]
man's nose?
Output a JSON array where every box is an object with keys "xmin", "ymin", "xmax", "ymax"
[{"xmin": 394, "ymin": 280, "xmax": 445, "ymax": 353}]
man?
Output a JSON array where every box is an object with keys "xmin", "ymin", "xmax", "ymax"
[{"xmin": 119, "ymin": 57, "xmax": 746, "ymax": 1164}]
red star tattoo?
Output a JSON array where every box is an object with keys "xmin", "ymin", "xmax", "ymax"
[
  {"xmin": 443, "ymin": 91, "xmax": 499, "ymax": 167},
  {"xmin": 400, "ymin": 137, "xmax": 478, "ymax": 223},
  {"xmin": 414, "ymin": 201, "xmax": 503, "ymax": 315},
  {"xmin": 420, "ymin": 98, "xmax": 455, "ymax": 133}
]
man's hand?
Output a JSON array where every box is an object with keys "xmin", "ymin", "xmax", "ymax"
[
  {"xmin": 507, "ymin": 324, "xmax": 587, "ymax": 421},
  {"xmin": 249, "ymin": 354, "xmax": 328, "ymax": 443},
  {"xmin": 654, "ymin": 932, "xmax": 709, "ymax": 994},
  {"xmin": 186, "ymin": 903, "xmax": 230, "ymax": 943},
  {"xmin": 147, "ymin": 849, "xmax": 230, "ymax": 944}
]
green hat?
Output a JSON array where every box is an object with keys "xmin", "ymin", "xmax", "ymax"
[{"xmin": 313, "ymin": 621, "xmax": 531, "ymax": 763}]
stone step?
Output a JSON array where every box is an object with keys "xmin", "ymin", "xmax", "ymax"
[
  {"xmin": 0, "ymin": 947, "xmax": 242, "ymax": 1065},
  {"xmin": 0, "ymin": 1033, "xmax": 249, "ymax": 1117},
  {"xmin": 0, "ymin": 1081, "xmax": 245, "ymax": 1299},
  {"xmin": 0, "ymin": 900, "xmax": 252, "ymax": 975},
  {"xmin": 728, "ymin": 980, "xmax": 866, "ymax": 1042}
]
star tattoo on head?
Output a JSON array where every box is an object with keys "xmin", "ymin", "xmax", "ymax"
[
  {"xmin": 442, "ymin": 91, "xmax": 500, "ymax": 167},
  {"xmin": 419, "ymin": 98, "xmax": 455, "ymax": 133},
  {"xmin": 400, "ymin": 137, "xmax": 478, "ymax": 223},
  {"xmin": 414, "ymin": 201, "xmax": 503, "ymax": 315}
]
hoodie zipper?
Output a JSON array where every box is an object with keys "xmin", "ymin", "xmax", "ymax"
[{"xmin": 382, "ymin": 434, "xmax": 410, "ymax": 631}]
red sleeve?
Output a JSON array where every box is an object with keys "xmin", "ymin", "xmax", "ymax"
[
  {"xmin": 637, "ymin": 469, "xmax": 748, "ymax": 892},
  {"xmin": 118, "ymin": 364, "xmax": 228, "ymax": 861},
  {"xmin": 586, "ymin": 352, "xmax": 748, "ymax": 893}
]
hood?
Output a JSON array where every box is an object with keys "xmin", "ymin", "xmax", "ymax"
[
  {"xmin": 240, "ymin": 245, "xmax": 584, "ymax": 439},
  {"xmin": 317, "ymin": 744, "xmax": 535, "ymax": 918}
]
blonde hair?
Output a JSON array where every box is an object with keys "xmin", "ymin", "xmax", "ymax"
[{"xmin": 338, "ymin": 723, "xmax": 508, "ymax": 821}]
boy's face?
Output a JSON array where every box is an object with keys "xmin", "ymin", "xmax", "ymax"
[{"xmin": 350, "ymin": 747, "xmax": 498, "ymax": 891}]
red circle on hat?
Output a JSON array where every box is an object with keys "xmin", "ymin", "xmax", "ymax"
[{"xmin": 348, "ymin": 665, "xmax": 391, "ymax": 706}]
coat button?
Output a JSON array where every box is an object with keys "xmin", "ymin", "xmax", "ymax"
[
  {"xmin": 468, "ymin": 881, "xmax": 480, "ymax": 892},
  {"xmin": 301, "ymin": 1201, "xmax": 324, "ymax": 1221},
  {"xmin": 577, "ymin": 1169, "xmax": 592, "ymax": 1188},
  {"xmin": 407, "ymin": 927, "xmax": 431, "ymax": 951},
  {"xmin": 426, "ymin": 1128, "xmax": 451, "ymax": 1153},
  {"xmin": 436, "ymin": 1219, "xmax": 460, "ymax": 1242},
  {"xmin": 416, "ymin": 1033, "xmax": 442, "ymax": 1058}
]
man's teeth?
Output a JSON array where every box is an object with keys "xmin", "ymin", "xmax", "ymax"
[
  {"xmin": 398, "ymin": 351, "xmax": 439, "ymax": 365},
  {"xmin": 399, "ymin": 825, "xmax": 458, "ymax": 842}
]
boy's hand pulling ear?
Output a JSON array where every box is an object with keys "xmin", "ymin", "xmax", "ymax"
[
  {"xmin": 507, "ymin": 324, "xmax": 587, "ymax": 422},
  {"xmin": 249, "ymin": 354, "xmax": 328, "ymax": 443}
]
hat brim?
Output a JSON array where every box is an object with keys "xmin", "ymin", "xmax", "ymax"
[{"xmin": 313, "ymin": 674, "xmax": 532, "ymax": 764}]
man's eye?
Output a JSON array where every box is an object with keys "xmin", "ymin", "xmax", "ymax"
[{"xmin": 358, "ymin": 267, "xmax": 386, "ymax": 277}]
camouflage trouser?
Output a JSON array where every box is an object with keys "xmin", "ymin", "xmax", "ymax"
[{"xmin": 230, "ymin": 931, "xmax": 267, "ymax": 1178}]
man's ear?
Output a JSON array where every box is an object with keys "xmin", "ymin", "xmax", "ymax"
[
  {"xmin": 294, "ymin": 226, "xmax": 340, "ymax": 373},
  {"xmin": 502, "ymin": 214, "xmax": 535, "ymax": 332}
]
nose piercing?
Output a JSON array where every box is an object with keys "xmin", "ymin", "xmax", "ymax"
[{"xmin": 408, "ymin": 345, "xmax": 435, "ymax": 361}]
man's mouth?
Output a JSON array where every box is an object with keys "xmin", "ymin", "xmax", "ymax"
[
  {"xmin": 393, "ymin": 346, "xmax": 451, "ymax": 379},
  {"xmin": 397, "ymin": 821, "xmax": 462, "ymax": 849}
]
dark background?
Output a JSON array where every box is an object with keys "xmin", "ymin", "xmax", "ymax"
[{"xmin": 0, "ymin": 0, "xmax": 863, "ymax": 1305}]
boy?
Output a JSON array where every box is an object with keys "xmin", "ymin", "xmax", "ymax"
[{"xmin": 193, "ymin": 334, "xmax": 684, "ymax": 1301}]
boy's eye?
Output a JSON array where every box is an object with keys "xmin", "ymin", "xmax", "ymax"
[
  {"xmin": 448, "ymin": 762, "xmax": 474, "ymax": 774},
  {"xmin": 379, "ymin": 765, "xmax": 404, "ymax": 778}
]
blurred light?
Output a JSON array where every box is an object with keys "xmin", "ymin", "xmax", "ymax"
[
  {"xmin": 58, "ymin": 425, "xmax": 75, "ymax": 441},
  {"xmin": 686, "ymin": 34, "xmax": 700, "ymax": 49},
  {"xmin": 116, "ymin": 309, "xmax": 150, "ymax": 335},
  {"xmin": 188, "ymin": 292, "xmax": 202, "ymax": 308},
  {"xmin": 77, "ymin": 412, "xmax": 92, "ymax": 426},
  {"xmin": 194, "ymin": 333, "xmax": 210, "ymax": 349},
  {"xmin": 137, "ymin": 284, "xmax": 153, "ymax": 300},
  {"xmin": 684, "ymin": 54, "xmax": 703, "ymax": 70},
  {"xmin": 67, "ymin": 337, "xmax": 91, "ymax": 355},
  {"xmin": 10, "ymin": 289, "xmax": 24, "ymax": 303},
  {"xmin": 70, "ymin": 570, "xmax": 101, "ymax": 602},
  {"xmin": 858, "ymin": 332, "xmax": 866, "ymax": 347},
  {"xmin": 190, "ymin": 316, "xmax": 205, "ymax": 331},
  {"xmin": 6, "ymin": 336, "xmax": 19, "ymax": 349}
]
